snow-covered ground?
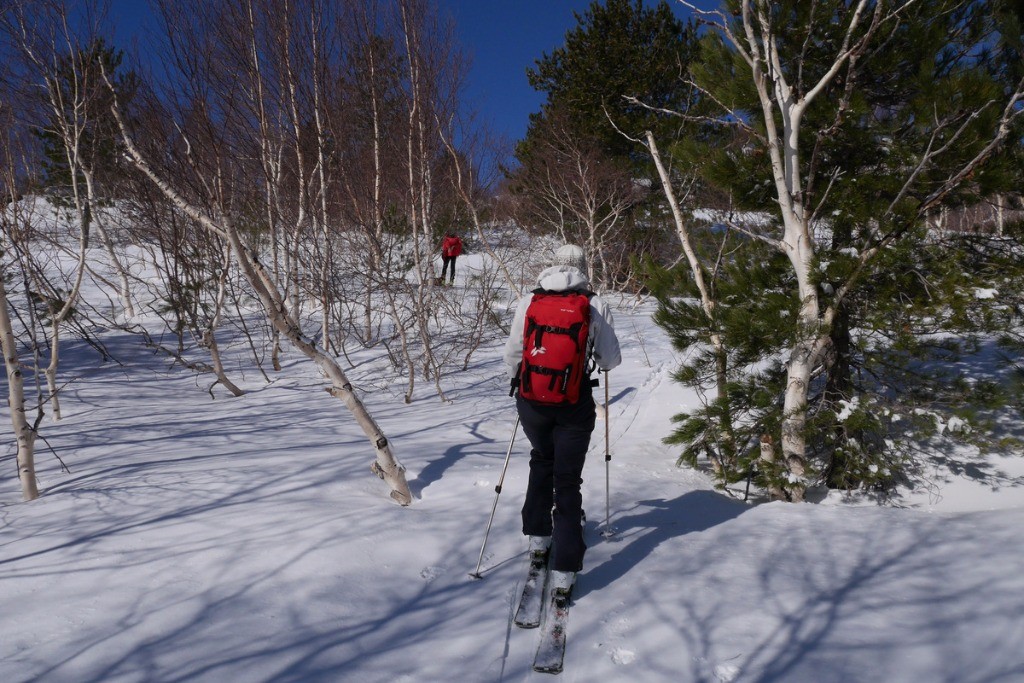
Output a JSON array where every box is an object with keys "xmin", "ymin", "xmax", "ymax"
[{"xmin": 2, "ymin": 244, "xmax": 1024, "ymax": 682}]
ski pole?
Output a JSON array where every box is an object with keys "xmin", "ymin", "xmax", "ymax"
[
  {"xmin": 602, "ymin": 370, "xmax": 613, "ymax": 537},
  {"xmin": 470, "ymin": 415, "xmax": 520, "ymax": 579}
]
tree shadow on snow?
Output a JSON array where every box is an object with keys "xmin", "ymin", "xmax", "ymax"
[
  {"xmin": 406, "ymin": 414, "xmax": 512, "ymax": 498},
  {"xmin": 578, "ymin": 490, "xmax": 747, "ymax": 599},
  {"xmin": 717, "ymin": 511, "xmax": 1024, "ymax": 683}
]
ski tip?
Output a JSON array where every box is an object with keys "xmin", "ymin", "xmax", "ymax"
[
  {"xmin": 533, "ymin": 664, "xmax": 563, "ymax": 674},
  {"xmin": 468, "ymin": 572, "xmax": 484, "ymax": 580},
  {"xmin": 515, "ymin": 621, "xmax": 540, "ymax": 629},
  {"xmin": 600, "ymin": 527, "xmax": 617, "ymax": 538}
]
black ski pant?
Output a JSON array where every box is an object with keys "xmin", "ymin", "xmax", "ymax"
[
  {"xmin": 516, "ymin": 392, "xmax": 595, "ymax": 572},
  {"xmin": 441, "ymin": 254, "xmax": 457, "ymax": 282}
]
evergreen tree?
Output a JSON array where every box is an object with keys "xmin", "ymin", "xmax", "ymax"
[
  {"xmin": 32, "ymin": 37, "xmax": 137, "ymax": 198},
  {"xmin": 524, "ymin": 0, "xmax": 697, "ymax": 166},
  {"xmin": 510, "ymin": 0, "xmax": 701, "ymax": 284},
  {"xmin": 648, "ymin": 235, "xmax": 793, "ymax": 486},
  {"xmin": 651, "ymin": 0, "xmax": 1024, "ymax": 497}
]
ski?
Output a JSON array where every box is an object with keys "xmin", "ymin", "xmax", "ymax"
[
  {"xmin": 532, "ymin": 583, "xmax": 571, "ymax": 674},
  {"xmin": 513, "ymin": 550, "xmax": 549, "ymax": 628}
]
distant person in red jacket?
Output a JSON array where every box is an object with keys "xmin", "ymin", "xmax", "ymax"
[{"xmin": 440, "ymin": 232, "xmax": 463, "ymax": 285}]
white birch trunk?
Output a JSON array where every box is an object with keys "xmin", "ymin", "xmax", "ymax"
[
  {"xmin": 736, "ymin": 0, "xmax": 872, "ymax": 495},
  {"xmin": 0, "ymin": 272, "xmax": 39, "ymax": 500},
  {"xmin": 310, "ymin": 10, "xmax": 333, "ymax": 354},
  {"xmin": 995, "ymin": 194, "xmax": 1005, "ymax": 236},
  {"xmin": 365, "ymin": 37, "xmax": 383, "ymax": 344},
  {"xmin": 243, "ymin": 0, "xmax": 286, "ymax": 372},
  {"xmin": 403, "ymin": 33, "xmax": 422, "ymax": 402},
  {"xmin": 203, "ymin": 246, "xmax": 244, "ymax": 397},
  {"xmin": 646, "ymin": 131, "xmax": 736, "ymax": 466},
  {"xmin": 42, "ymin": 196, "xmax": 90, "ymax": 421}
]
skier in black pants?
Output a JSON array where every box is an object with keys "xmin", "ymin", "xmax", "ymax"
[
  {"xmin": 518, "ymin": 400, "xmax": 595, "ymax": 577},
  {"xmin": 503, "ymin": 244, "xmax": 621, "ymax": 596}
]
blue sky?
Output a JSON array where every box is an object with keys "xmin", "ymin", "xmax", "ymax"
[
  {"xmin": 106, "ymin": 0, "xmax": 709, "ymax": 144},
  {"xmin": 436, "ymin": 0, "xmax": 629, "ymax": 142},
  {"xmin": 434, "ymin": 0, "xmax": 710, "ymax": 142}
]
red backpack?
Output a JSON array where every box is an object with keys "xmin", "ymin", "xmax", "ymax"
[{"xmin": 517, "ymin": 290, "xmax": 593, "ymax": 405}]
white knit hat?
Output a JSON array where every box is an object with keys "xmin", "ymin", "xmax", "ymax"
[{"xmin": 553, "ymin": 244, "xmax": 587, "ymax": 271}]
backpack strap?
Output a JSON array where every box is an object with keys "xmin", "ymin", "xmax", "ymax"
[{"xmin": 525, "ymin": 319, "xmax": 586, "ymax": 353}]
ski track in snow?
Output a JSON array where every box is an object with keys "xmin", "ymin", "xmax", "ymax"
[{"xmin": 611, "ymin": 358, "xmax": 665, "ymax": 422}]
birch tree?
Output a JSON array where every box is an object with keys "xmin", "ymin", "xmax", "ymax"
[
  {"xmin": 675, "ymin": 0, "xmax": 1024, "ymax": 499},
  {"xmin": 397, "ymin": 0, "xmax": 461, "ymax": 400},
  {"xmin": 0, "ymin": 96, "xmax": 42, "ymax": 501},
  {"xmin": 0, "ymin": 252, "xmax": 38, "ymax": 501},
  {"xmin": 139, "ymin": 200, "xmax": 245, "ymax": 396},
  {"xmin": 509, "ymin": 107, "xmax": 642, "ymax": 289},
  {"xmin": 333, "ymin": 0, "xmax": 479, "ymax": 402},
  {"xmin": 640, "ymin": 130, "xmax": 741, "ymax": 478},
  {"xmin": 335, "ymin": 7, "xmax": 407, "ymax": 348},
  {"xmin": 105, "ymin": 0, "xmax": 412, "ymax": 504},
  {"xmin": 2, "ymin": 3, "xmax": 91, "ymax": 422},
  {"xmin": 1, "ymin": 1, "xmax": 140, "ymax": 421}
]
